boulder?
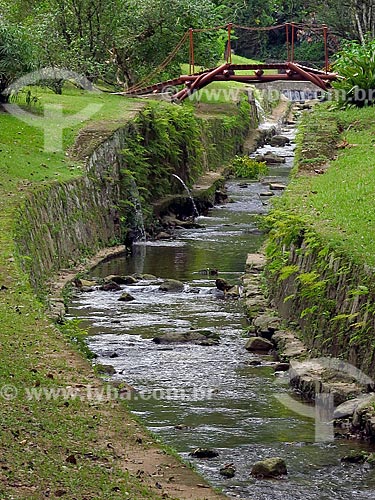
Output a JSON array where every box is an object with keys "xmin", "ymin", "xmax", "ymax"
[
  {"xmin": 159, "ymin": 279, "xmax": 185, "ymax": 292},
  {"xmin": 100, "ymin": 281, "xmax": 121, "ymax": 292},
  {"xmin": 251, "ymin": 457, "xmax": 287, "ymax": 478},
  {"xmin": 245, "ymin": 337, "xmax": 274, "ymax": 352},
  {"xmin": 118, "ymin": 292, "xmax": 136, "ymax": 302},
  {"xmin": 105, "ymin": 275, "xmax": 137, "ymax": 285},
  {"xmin": 255, "ymin": 152, "xmax": 286, "ymax": 164},
  {"xmin": 253, "ymin": 314, "xmax": 282, "ymax": 336},
  {"xmin": 272, "ymin": 330, "xmax": 307, "ymax": 360},
  {"xmin": 259, "ymin": 191, "xmax": 275, "ymax": 197},
  {"xmin": 270, "ymin": 135, "xmax": 290, "ymax": 147},
  {"xmin": 269, "ymin": 183, "xmax": 286, "ymax": 191},
  {"xmin": 78, "ymin": 279, "xmax": 97, "ymax": 287},
  {"xmin": 138, "ymin": 274, "xmax": 157, "ymax": 280},
  {"xmin": 274, "ymin": 363, "xmax": 290, "ymax": 372},
  {"xmin": 219, "ymin": 464, "xmax": 236, "ymax": 478},
  {"xmin": 189, "ymin": 448, "xmax": 219, "ymax": 459},
  {"xmin": 334, "ymin": 394, "xmax": 375, "ymax": 419},
  {"xmin": 152, "ymin": 330, "xmax": 219, "ymax": 345},
  {"xmin": 156, "ymin": 231, "xmax": 172, "ymax": 240}
]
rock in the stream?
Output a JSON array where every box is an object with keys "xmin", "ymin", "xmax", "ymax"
[
  {"xmin": 138, "ymin": 273, "xmax": 157, "ymax": 280},
  {"xmin": 269, "ymin": 183, "xmax": 286, "ymax": 191},
  {"xmin": 334, "ymin": 394, "xmax": 375, "ymax": 419},
  {"xmin": 341, "ymin": 451, "xmax": 372, "ymax": 464},
  {"xmin": 245, "ymin": 337, "xmax": 274, "ymax": 352},
  {"xmin": 156, "ymin": 231, "xmax": 172, "ymax": 240},
  {"xmin": 189, "ymin": 448, "xmax": 219, "ymax": 459},
  {"xmin": 272, "ymin": 330, "xmax": 307, "ymax": 360},
  {"xmin": 159, "ymin": 279, "xmax": 185, "ymax": 292},
  {"xmin": 118, "ymin": 292, "xmax": 136, "ymax": 302},
  {"xmin": 253, "ymin": 314, "xmax": 282, "ymax": 336},
  {"xmin": 269, "ymin": 135, "xmax": 290, "ymax": 147},
  {"xmin": 289, "ymin": 359, "xmax": 372, "ymax": 406},
  {"xmin": 255, "ymin": 152, "xmax": 286, "ymax": 164},
  {"xmin": 259, "ymin": 191, "xmax": 275, "ymax": 197},
  {"xmin": 105, "ymin": 275, "xmax": 137, "ymax": 285},
  {"xmin": 152, "ymin": 330, "xmax": 219, "ymax": 346},
  {"xmin": 251, "ymin": 458, "xmax": 287, "ymax": 478},
  {"xmin": 274, "ymin": 363, "xmax": 290, "ymax": 372},
  {"xmin": 100, "ymin": 281, "xmax": 122, "ymax": 292},
  {"xmin": 220, "ymin": 464, "xmax": 236, "ymax": 478},
  {"xmin": 75, "ymin": 278, "xmax": 97, "ymax": 288}
]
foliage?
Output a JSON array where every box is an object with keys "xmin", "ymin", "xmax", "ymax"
[
  {"xmin": 0, "ymin": 22, "xmax": 35, "ymax": 102},
  {"xmin": 119, "ymin": 102, "xmax": 204, "ymax": 231},
  {"xmin": 332, "ymin": 37, "xmax": 375, "ymax": 107},
  {"xmin": 292, "ymin": 40, "xmax": 325, "ymax": 65},
  {"xmin": 229, "ymin": 155, "xmax": 267, "ymax": 179},
  {"xmin": 112, "ymin": 0, "xmax": 223, "ymax": 87}
]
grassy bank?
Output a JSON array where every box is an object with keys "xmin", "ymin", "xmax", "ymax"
[{"xmin": 273, "ymin": 104, "xmax": 375, "ymax": 266}]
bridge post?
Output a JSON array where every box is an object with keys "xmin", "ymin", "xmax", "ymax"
[
  {"xmin": 291, "ymin": 23, "xmax": 295, "ymax": 62},
  {"xmin": 323, "ymin": 24, "xmax": 329, "ymax": 73},
  {"xmin": 286, "ymin": 23, "xmax": 290, "ymax": 61},
  {"xmin": 189, "ymin": 28, "xmax": 195, "ymax": 75},
  {"xmin": 226, "ymin": 23, "xmax": 233, "ymax": 63}
]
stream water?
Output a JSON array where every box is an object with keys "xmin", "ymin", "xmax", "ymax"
[{"xmin": 68, "ymin": 123, "xmax": 375, "ymax": 499}]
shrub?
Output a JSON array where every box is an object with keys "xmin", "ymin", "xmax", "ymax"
[
  {"xmin": 0, "ymin": 22, "xmax": 35, "ymax": 102},
  {"xmin": 332, "ymin": 37, "xmax": 375, "ymax": 107},
  {"xmin": 230, "ymin": 155, "xmax": 268, "ymax": 179}
]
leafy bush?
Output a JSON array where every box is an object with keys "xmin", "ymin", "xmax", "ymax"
[
  {"xmin": 0, "ymin": 22, "xmax": 35, "ymax": 102},
  {"xmin": 230, "ymin": 155, "xmax": 268, "ymax": 179},
  {"xmin": 333, "ymin": 37, "xmax": 375, "ymax": 107},
  {"xmin": 293, "ymin": 40, "xmax": 325, "ymax": 66}
]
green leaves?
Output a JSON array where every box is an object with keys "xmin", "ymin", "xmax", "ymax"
[
  {"xmin": 229, "ymin": 155, "xmax": 267, "ymax": 179},
  {"xmin": 333, "ymin": 37, "xmax": 375, "ymax": 107}
]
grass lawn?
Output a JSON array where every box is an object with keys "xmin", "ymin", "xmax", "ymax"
[
  {"xmin": 0, "ymin": 86, "xmax": 143, "ymax": 190},
  {"xmin": 279, "ymin": 104, "xmax": 375, "ymax": 266}
]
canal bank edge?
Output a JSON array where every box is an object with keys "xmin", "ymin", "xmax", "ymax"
[
  {"xmin": 2, "ymin": 99, "xmax": 265, "ymax": 499},
  {"xmin": 253, "ymin": 105, "xmax": 375, "ymax": 442}
]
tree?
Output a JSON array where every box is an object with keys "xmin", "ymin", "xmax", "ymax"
[
  {"xmin": 112, "ymin": 0, "xmax": 224, "ymax": 88},
  {"xmin": 0, "ymin": 22, "xmax": 35, "ymax": 102},
  {"xmin": 314, "ymin": 0, "xmax": 375, "ymax": 43}
]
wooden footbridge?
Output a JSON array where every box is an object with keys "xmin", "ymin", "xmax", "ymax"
[{"xmin": 120, "ymin": 22, "xmax": 338, "ymax": 102}]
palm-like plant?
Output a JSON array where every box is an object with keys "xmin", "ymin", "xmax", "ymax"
[{"xmin": 333, "ymin": 37, "xmax": 375, "ymax": 107}]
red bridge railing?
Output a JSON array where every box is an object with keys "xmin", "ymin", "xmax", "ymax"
[{"xmin": 119, "ymin": 22, "xmax": 337, "ymax": 102}]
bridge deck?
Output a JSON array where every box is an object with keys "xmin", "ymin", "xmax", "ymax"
[{"xmin": 119, "ymin": 62, "xmax": 337, "ymax": 102}]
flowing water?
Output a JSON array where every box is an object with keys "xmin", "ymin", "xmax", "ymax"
[{"xmin": 68, "ymin": 124, "xmax": 375, "ymax": 499}]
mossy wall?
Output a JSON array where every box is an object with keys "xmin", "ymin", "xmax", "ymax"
[
  {"xmin": 266, "ymin": 216, "xmax": 375, "ymax": 378},
  {"xmin": 15, "ymin": 98, "xmax": 257, "ymax": 293}
]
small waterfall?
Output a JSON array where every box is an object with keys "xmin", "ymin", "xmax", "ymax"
[
  {"xmin": 172, "ymin": 174, "xmax": 199, "ymax": 218},
  {"xmin": 254, "ymin": 97, "xmax": 266, "ymax": 123},
  {"xmin": 129, "ymin": 178, "xmax": 146, "ymax": 241},
  {"xmin": 202, "ymin": 150, "xmax": 208, "ymax": 171}
]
